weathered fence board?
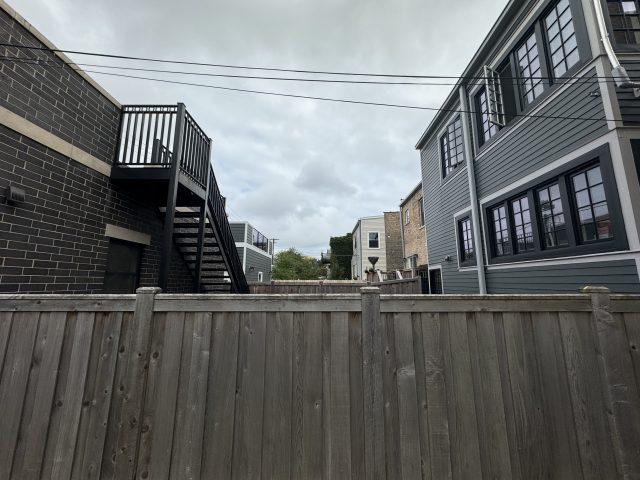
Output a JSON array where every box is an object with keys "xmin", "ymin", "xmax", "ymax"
[{"xmin": 0, "ymin": 289, "xmax": 639, "ymax": 479}]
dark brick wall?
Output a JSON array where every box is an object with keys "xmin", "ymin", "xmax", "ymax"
[
  {"xmin": 0, "ymin": 8, "xmax": 121, "ymax": 165},
  {"xmin": 0, "ymin": 124, "xmax": 194, "ymax": 293}
]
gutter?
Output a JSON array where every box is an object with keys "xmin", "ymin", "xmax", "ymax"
[
  {"xmin": 459, "ymin": 86, "xmax": 487, "ymax": 295},
  {"xmin": 592, "ymin": 0, "xmax": 640, "ymax": 95}
]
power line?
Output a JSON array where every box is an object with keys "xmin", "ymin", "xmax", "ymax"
[
  {"xmin": 0, "ymin": 42, "xmax": 631, "ymax": 83},
  {"xmin": 0, "ymin": 52, "xmax": 623, "ymax": 123},
  {"xmin": 80, "ymin": 70, "xmax": 624, "ymax": 124},
  {"xmin": 0, "ymin": 54, "xmax": 617, "ymax": 87}
]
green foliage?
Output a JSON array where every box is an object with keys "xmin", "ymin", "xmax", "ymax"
[
  {"xmin": 329, "ymin": 233, "xmax": 353, "ymax": 280},
  {"xmin": 272, "ymin": 248, "xmax": 324, "ymax": 280}
]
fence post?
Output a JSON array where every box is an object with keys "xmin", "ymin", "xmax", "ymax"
[
  {"xmin": 361, "ymin": 287, "xmax": 385, "ymax": 479},
  {"xmin": 582, "ymin": 286, "xmax": 640, "ymax": 478},
  {"xmin": 115, "ymin": 287, "xmax": 161, "ymax": 474}
]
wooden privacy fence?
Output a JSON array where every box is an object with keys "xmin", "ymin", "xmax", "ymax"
[
  {"xmin": 0, "ymin": 288, "xmax": 640, "ymax": 479},
  {"xmin": 250, "ymin": 277, "xmax": 422, "ymax": 294}
]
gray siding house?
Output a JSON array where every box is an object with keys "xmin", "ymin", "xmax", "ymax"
[
  {"xmin": 417, "ymin": 0, "xmax": 640, "ymax": 293},
  {"xmin": 230, "ymin": 222, "xmax": 273, "ymax": 283}
]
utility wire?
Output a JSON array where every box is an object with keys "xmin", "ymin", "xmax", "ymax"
[
  {"xmin": 0, "ymin": 52, "xmax": 622, "ymax": 123},
  {"xmin": 0, "ymin": 54, "xmax": 617, "ymax": 87},
  {"xmin": 0, "ymin": 42, "xmax": 633, "ymax": 83}
]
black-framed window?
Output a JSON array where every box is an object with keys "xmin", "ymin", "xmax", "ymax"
[
  {"xmin": 457, "ymin": 216, "xmax": 476, "ymax": 265},
  {"xmin": 483, "ymin": 147, "xmax": 627, "ymax": 264},
  {"xmin": 419, "ymin": 199, "xmax": 425, "ymax": 227},
  {"xmin": 471, "ymin": 0, "xmax": 590, "ymax": 151},
  {"xmin": 491, "ymin": 205, "xmax": 512, "ymax": 256},
  {"xmin": 368, "ymin": 232, "xmax": 380, "ymax": 248},
  {"xmin": 476, "ymin": 88, "xmax": 500, "ymax": 146},
  {"xmin": 607, "ymin": 1, "xmax": 640, "ymax": 45},
  {"xmin": 440, "ymin": 116, "xmax": 465, "ymax": 177},
  {"xmin": 516, "ymin": 32, "xmax": 544, "ymax": 106},
  {"xmin": 512, "ymin": 195, "xmax": 535, "ymax": 252},
  {"xmin": 571, "ymin": 165, "xmax": 613, "ymax": 242},
  {"xmin": 544, "ymin": 0, "xmax": 580, "ymax": 78},
  {"xmin": 537, "ymin": 183, "xmax": 569, "ymax": 248}
]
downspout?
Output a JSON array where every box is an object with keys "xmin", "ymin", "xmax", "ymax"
[
  {"xmin": 592, "ymin": 0, "xmax": 640, "ymax": 95},
  {"xmin": 458, "ymin": 86, "xmax": 487, "ymax": 295}
]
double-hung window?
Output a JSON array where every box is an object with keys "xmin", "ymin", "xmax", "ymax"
[
  {"xmin": 607, "ymin": 0, "xmax": 640, "ymax": 46},
  {"xmin": 368, "ymin": 232, "xmax": 380, "ymax": 249},
  {"xmin": 440, "ymin": 116, "xmax": 465, "ymax": 177},
  {"xmin": 484, "ymin": 149, "xmax": 626, "ymax": 263},
  {"xmin": 545, "ymin": 0, "xmax": 580, "ymax": 78},
  {"xmin": 516, "ymin": 32, "xmax": 544, "ymax": 106}
]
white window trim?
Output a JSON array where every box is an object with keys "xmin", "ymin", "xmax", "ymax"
[{"xmin": 368, "ymin": 231, "xmax": 381, "ymax": 249}]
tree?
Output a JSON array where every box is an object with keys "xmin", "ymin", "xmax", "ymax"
[
  {"xmin": 329, "ymin": 233, "xmax": 353, "ymax": 280},
  {"xmin": 272, "ymin": 248, "xmax": 324, "ymax": 280}
]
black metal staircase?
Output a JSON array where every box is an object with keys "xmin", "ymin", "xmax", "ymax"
[{"xmin": 111, "ymin": 104, "xmax": 249, "ymax": 293}]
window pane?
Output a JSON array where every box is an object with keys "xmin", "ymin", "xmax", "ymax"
[
  {"xmin": 512, "ymin": 196, "xmax": 535, "ymax": 253},
  {"xmin": 492, "ymin": 205, "xmax": 511, "ymax": 256},
  {"xmin": 538, "ymin": 184, "xmax": 569, "ymax": 248},
  {"xmin": 476, "ymin": 88, "xmax": 499, "ymax": 145},
  {"xmin": 459, "ymin": 217, "xmax": 475, "ymax": 263},
  {"xmin": 545, "ymin": 0, "xmax": 580, "ymax": 78},
  {"xmin": 571, "ymin": 165, "xmax": 612, "ymax": 242},
  {"xmin": 369, "ymin": 232, "xmax": 379, "ymax": 248}
]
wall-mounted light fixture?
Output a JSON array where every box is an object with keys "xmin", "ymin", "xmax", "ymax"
[
  {"xmin": 6, "ymin": 185, "xmax": 26, "ymax": 205},
  {"xmin": 249, "ymin": 266, "xmax": 255, "ymax": 272}
]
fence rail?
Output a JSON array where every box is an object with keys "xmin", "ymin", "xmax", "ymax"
[
  {"xmin": 0, "ymin": 289, "xmax": 639, "ymax": 479},
  {"xmin": 250, "ymin": 277, "xmax": 421, "ymax": 294}
]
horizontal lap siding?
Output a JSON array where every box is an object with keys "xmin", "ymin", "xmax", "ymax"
[
  {"xmin": 0, "ymin": 9, "xmax": 120, "ymax": 165},
  {"xmin": 475, "ymin": 68, "xmax": 608, "ymax": 200},
  {"xmin": 245, "ymin": 248, "xmax": 272, "ymax": 283},
  {"xmin": 486, "ymin": 259, "xmax": 640, "ymax": 293},
  {"xmin": 230, "ymin": 224, "xmax": 246, "ymax": 243},
  {"xmin": 618, "ymin": 61, "xmax": 640, "ymax": 126},
  {"xmin": 421, "ymin": 135, "xmax": 479, "ymax": 293}
]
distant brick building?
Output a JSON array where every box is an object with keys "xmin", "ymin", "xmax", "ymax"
[
  {"xmin": 400, "ymin": 183, "xmax": 428, "ymax": 271},
  {"xmin": 383, "ymin": 211, "xmax": 403, "ymax": 271},
  {"xmin": 0, "ymin": 1, "xmax": 246, "ymax": 293}
]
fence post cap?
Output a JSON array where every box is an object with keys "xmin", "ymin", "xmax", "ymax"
[
  {"xmin": 136, "ymin": 287, "xmax": 163, "ymax": 294},
  {"xmin": 360, "ymin": 287, "xmax": 381, "ymax": 294},
  {"xmin": 580, "ymin": 286, "xmax": 610, "ymax": 294}
]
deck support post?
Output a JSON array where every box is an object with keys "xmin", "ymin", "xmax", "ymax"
[
  {"xmin": 583, "ymin": 286, "xmax": 640, "ymax": 478},
  {"xmin": 158, "ymin": 103, "xmax": 186, "ymax": 291}
]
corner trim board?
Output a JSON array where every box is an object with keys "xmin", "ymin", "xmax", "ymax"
[{"xmin": 0, "ymin": 106, "xmax": 112, "ymax": 177}]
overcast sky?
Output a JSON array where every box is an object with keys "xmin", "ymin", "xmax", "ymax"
[{"xmin": 13, "ymin": 0, "xmax": 508, "ymax": 257}]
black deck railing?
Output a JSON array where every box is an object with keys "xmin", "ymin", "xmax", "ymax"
[
  {"xmin": 115, "ymin": 105, "xmax": 210, "ymax": 191},
  {"xmin": 207, "ymin": 168, "xmax": 249, "ymax": 293},
  {"xmin": 114, "ymin": 104, "xmax": 249, "ymax": 293}
]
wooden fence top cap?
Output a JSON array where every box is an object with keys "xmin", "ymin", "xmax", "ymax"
[{"xmin": 360, "ymin": 287, "xmax": 381, "ymax": 293}]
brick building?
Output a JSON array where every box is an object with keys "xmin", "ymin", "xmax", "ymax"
[
  {"xmin": 400, "ymin": 182, "xmax": 428, "ymax": 271},
  {"xmin": 0, "ymin": 1, "xmax": 247, "ymax": 293},
  {"xmin": 383, "ymin": 211, "xmax": 403, "ymax": 271}
]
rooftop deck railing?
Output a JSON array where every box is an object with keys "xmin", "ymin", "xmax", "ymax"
[{"xmin": 115, "ymin": 105, "xmax": 210, "ymax": 191}]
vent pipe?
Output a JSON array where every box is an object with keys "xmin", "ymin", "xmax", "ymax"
[{"xmin": 592, "ymin": 0, "xmax": 640, "ymax": 95}]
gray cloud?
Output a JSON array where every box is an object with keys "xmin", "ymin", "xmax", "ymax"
[{"xmin": 14, "ymin": 0, "xmax": 509, "ymax": 255}]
